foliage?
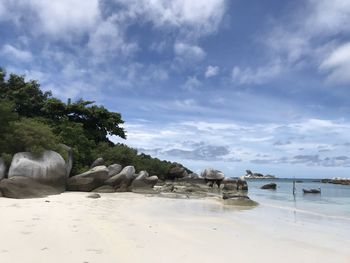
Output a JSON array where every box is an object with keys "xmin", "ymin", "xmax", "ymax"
[{"xmin": 4, "ymin": 118, "xmax": 60, "ymax": 156}]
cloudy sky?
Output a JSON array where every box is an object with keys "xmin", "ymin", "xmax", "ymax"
[{"xmin": 1, "ymin": 0, "xmax": 350, "ymax": 178}]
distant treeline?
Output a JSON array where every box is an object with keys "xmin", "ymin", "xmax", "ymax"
[{"xmin": 0, "ymin": 68, "xmax": 190, "ymax": 178}]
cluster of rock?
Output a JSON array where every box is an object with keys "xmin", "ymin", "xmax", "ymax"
[
  {"xmin": 0, "ymin": 151, "xmax": 252, "ymax": 206},
  {"xmin": 242, "ymin": 170, "xmax": 276, "ymax": 179},
  {"xmin": 321, "ymin": 178, "xmax": 350, "ymax": 186},
  {"xmin": 67, "ymin": 163, "xmax": 158, "ymax": 194}
]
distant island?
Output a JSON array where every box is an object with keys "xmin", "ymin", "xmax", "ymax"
[{"xmin": 242, "ymin": 170, "xmax": 276, "ymax": 179}]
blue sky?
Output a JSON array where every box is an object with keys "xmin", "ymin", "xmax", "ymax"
[{"xmin": 1, "ymin": 0, "xmax": 350, "ymax": 178}]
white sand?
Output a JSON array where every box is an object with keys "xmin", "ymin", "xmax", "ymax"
[{"xmin": 0, "ymin": 192, "xmax": 349, "ymax": 263}]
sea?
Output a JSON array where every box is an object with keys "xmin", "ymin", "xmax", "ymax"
[{"xmin": 246, "ymin": 178, "xmax": 350, "ymax": 219}]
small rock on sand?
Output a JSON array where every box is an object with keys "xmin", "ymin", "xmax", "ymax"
[{"xmin": 87, "ymin": 193, "xmax": 101, "ymax": 199}]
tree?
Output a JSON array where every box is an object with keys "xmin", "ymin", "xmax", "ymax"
[
  {"xmin": 54, "ymin": 120, "xmax": 96, "ymax": 174},
  {"xmin": 0, "ymin": 73, "xmax": 51, "ymax": 117},
  {"xmin": 3, "ymin": 118, "xmax": 59, "ymax": 156},
  {"xmin": 65, "ymin": 100, "xmax": 126, "ymax": 143}
]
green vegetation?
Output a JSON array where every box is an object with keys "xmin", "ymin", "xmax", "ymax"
[{"xmin": 0, "ymin": 68, "xmax": 189, "ymax": 178}]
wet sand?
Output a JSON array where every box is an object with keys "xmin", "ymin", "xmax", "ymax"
[{"xmin": 0, "ymin": 192, "xmax": 349, "ymax": 263}]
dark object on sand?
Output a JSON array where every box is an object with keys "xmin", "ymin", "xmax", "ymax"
[
  {"xmin": 261, "ymin": 183, "xmax": 277, "ymax": 190},
  {"xmin": 303, "ymin": 188, "xmax": 321, "ymax": 194},
  {"xmin": 87, "ymin": 193, "xmax": 101, "ymax": 199}
]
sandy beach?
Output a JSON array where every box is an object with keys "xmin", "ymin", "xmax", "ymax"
[{"xmin": 0, "ymin": 192, "xmax": 349, "ymax": 263}]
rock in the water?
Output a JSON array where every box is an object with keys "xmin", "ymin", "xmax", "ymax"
[
  {"xmin": 67, "ymin": 166, "xmax": 109, "ymax": 192},
  {"xmin": 201, "ymin": 168, "xmax": 225, "ymax": 180},
  {"xmin": 0, "ymin": 176, "xmax": 63, "ymax": 199},
  {"xmin": 107, "ymin": 164, "xmax": 122, "ymax": 177},
  {"xmin": 105, "ymin": 166, "xmax": 136, "ymax": 191},
  {"xmin": 92, "ymin": 185, "xmax": 115, "ymax": 193},
  {"xmin": 87, "ymin": 193, "xmax": 101, "ymax": 199},
  {"xmin": 261, "ymin": 183, "xmax": 277, "ymax": 190},
  {"xmin": 131, "ymin": 171, "xmax": 158, "ymax": 192},
  {"xmin": 90, "ymin": 157, "xmax": 104, "ymax": 168},
  {"xmin": 0, "ymin": 158, "xmax": 6, "ymax": 180},
  {"xmin": 168, "ymin": 164, "xmax": 188, "ymax": 179}
]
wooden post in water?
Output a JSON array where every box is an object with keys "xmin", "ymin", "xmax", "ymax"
[{"xmin": 293, "ymin": 178, "xmax": 296, "ymax": 196}]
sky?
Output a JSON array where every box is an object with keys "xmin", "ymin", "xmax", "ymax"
[{"xmin": 0, "ymin": 0, "xmax": 350, "ymax": 178}]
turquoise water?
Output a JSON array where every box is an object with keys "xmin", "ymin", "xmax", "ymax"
[{"xmin": 246, "ymin": 179, "xmax": 350, "ymax": 219}]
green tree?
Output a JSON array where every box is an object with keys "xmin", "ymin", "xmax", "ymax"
[
  {"xmin": 54, "ymin": 120, "xmax": 96, "ymax": 174},
  {"xmin": 4, "ymin": 118, "xmax": 59, "ymax": 156},
  {"xmin": 0, "ymin": 73, "xmax": 51, "ymax": 118}
]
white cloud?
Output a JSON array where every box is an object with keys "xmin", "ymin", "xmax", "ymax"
[
  {"xmin": 1, "ymin": 44, "xmax": 32, "ymax": 61},
  {"xmin": 231, "ymin": 62, "xmax": 282, "ymax": 85},
  {"xmin": 182, "ymin": 76, "xmax": 202, "ymax": 91},
  {"xmin": 205, "ymin": 65, "xmax": 219, "ymax": 78},
  {"xmin": 87, "ymin": 16, "xmax": 138, "ymax": 59},
  {"xmin": 31, "ymin": 0, "xmax": 100, "ymax": 36},
  {"xmin": 0, "ymin": 0, "xmax": 100, "ymax": 36},
  {"xmin": 113, "ymin": 0, "xmax": 227, "ymax": 38},
  {"xmin": 319, "ymin": 42, "xmax": 350, "ymax": 84},
  {"xmin": 305, "ymin": 0, "xmax": 350, "ymax": 36},
  {"xmin": 174, "ymin": 42, "xmax": 206, "ymax": 62},
  {"xmin": 261, "ymin": 0, "xmax": 350, "ymax": 84}
]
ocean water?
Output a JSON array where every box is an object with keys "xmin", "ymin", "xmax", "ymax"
[{"xmin": 246, "ymin": 178, "xmax": 350, "ymax": 219}]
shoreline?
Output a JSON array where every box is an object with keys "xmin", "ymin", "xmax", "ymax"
[{"xmin": 0, "ymin": 192, "xmax": 349, "ymax": 263}]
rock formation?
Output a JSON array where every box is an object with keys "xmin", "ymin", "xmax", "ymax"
[
  {"xmin": 90, "ymin": 157, "xmax": 104, "ymax": 168},
  {"xmin": 131, "ymin": 171, "xmax": 158, "ymax": 192},
  {"xmin": 0, "ymin": 150, "xmax": 70, "ymax": 198},
  {"xmin": 67, "ymin": 165, "xmax": 109, "ymax": 192},
  {"xmin": 107, "ymin": 164, "xmax": 122, "ymax": 177},
  {"xmin": 321, "ymin": 178, "xmax": 350, "ymax": 185},
  {"xmin": 243, "ymin": 170, "xmax": 276, "ymax": 179},
  {"xmin": 105, "ymin": 166, "xmax": 137, "ymax": 191},
  {"xmin": 167, "ymin": 164, "xmax": 188, "ymax": 179},
  {"xmin": 201, "ymin": 168, "xmax": 225, "ymax": 187}
]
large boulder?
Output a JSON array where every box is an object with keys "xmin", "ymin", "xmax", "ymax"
[
  {"xmin": 1, "ymin": 150, "xmax": 70, "ymax": 198},
  {"xmin": 0, "ymin": 176, "xmax": 63, "ymax": 199},
  {"xmin": 0, "ymin": 158, "xmax": 6, "ymax": 180},
  {"xmin": 201, "ymin": 168, "xmax": 225, "ymax": 180},
  {"xmin": 107, "ymin": 164, "xmax": 122, "ymax": 177},
  {"xmin": 67, "ymin": 165, "xmax": 109, "ymax": 192},
  {"xmin": 90, "ymin": 157, "xmax": 104, "ymax": 168},
  {"xmin": 8, "ymin": 151, "xmax": 68, "ymax": 185},
  {"xmin": 105, "ymin": 166, "xmax": 136, "ymax": 191},
  {"xmin": 168, "ymin": 165, "xmax": 188, "ymax": 180},
  {"xmin": 131, "ymin": 171, "xmax": 158, "ymax": 192}
]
